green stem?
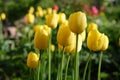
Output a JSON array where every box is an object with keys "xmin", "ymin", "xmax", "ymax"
[
  {"xmin": 60, "ymin": 47, "xmax": 65, "ymax": 80},
  {"xmin": 74, "ymin": 33, "xmax": 79, "ymax": 80},
  {"xmin": 82, "ymin": 54, "xmax": 92, "ymax": 80},
  {"xmin": 98, "ymin": 52, "xmax": 103, "ymax": 80},
  {"xmin": 65, "ymin": 55, "xmax": 71, "ymax": 80},
  {"xmin": 48, "ymin": 30, "xmax": 52, "ymax": 80},
  {"xmin": 0, "ymin": 20, "xmax": 3, "ymax": 43},
  {"xmin": 37, "ymin": 60, "xmax": 40, "ymax": 80},
  {"xmin": 88, "ymin": 59, "xmax": 91, "ymax": 80},
  {"xmin": 29, "ymin": 68, "xmax": 31, "ymax": 80}
]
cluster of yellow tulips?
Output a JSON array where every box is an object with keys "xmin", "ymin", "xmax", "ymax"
[{"xmin": 26, "ymin": 5, "xmax": 109, "ymax": 80}]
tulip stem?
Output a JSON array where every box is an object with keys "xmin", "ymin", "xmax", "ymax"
[
  {"xmin": 48, "ymin": 30, "xmax": 52, "ymax": 80},
  {"xmin": 37, "ymin": 59, "xmax": 40, "ymax": 80},
  {"xmin": 60, "ymin": 47, "xmax": 65, "ymax": 80},
  {"xmin": 0, "ymin": 20, "xmax": 3, "ymax": 43},
  {"xmin": 88, "ymin": 60, "xmax": 91, "ymax": 80},
  {"xmin": 82, "ymin": 54, "xmax": 92, "ymax": 80},
  {"xmin": 75, "ymin": 33, "xmax": 79, "ymax": 80},
  {"xmin": 98, "ymin": 51, "xmax": 103, "ymax": 80},
  {"xmin": 65, "ymin": 55, "xmax": 70, "ymax": 80}
]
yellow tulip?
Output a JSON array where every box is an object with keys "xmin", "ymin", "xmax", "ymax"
[
  {"xmin": 46, "ymin": 13, "xmax": 58, "ymax": 29},
  {"xmin": 57, "ymin": 23, "xmax": 75, "ymax": 46},
  {"xmin": 35, "ymin": 10, "xmax": 44, "ymax": 17},
  {"xmin": 26, "ymin": 13, "xmax": 35, "ymax": 24},
  {"xmin": 87, "ymin": 30, "xmax": 104, "ymax": 51},
  {"xmin": 101, "ymin": 35, "xmax": 109, "ymax": 50},
  {"xmin": 27, "ymin": 52, "xmax": 39, "ymax": 68},
  {"xmin": 34, "ymin": 25, "xmax": 50, "ymax": 50},
  {"xmin": 47, "ymin": 8, "xmax": 52, "ymax": 14},
  {"xmin": 43, "ymin": 10, "xmax": 47, "ymax": 16},
  {"xmin": 33, "ymin": 25, "xmax": 42, "ymax": 32},
  {"xmin": 87, "ymin": 22, "xmax": 98, "ymax": 32},
  {"xmin": 37, "ymin": 6, "xmax": 42, "ymax": 11},
  {"xmin": 80, "ymin": 30, "xmax": 86, "ymax": 42},
  {"xmin": 68, "ymin": 11, "xmax": 87, "ymax": 34},
  {"xmin": 28, "ymin": 6, "xmax": 34, "ymax": 14},
  {"xmin": 51, "ymin": 44, "xmax": 55, "ymax": 52},
  {"xmin": 58, "ymin": 13, "xmax": 66, "ymax": 24},
  {"xmin": 1, "ymin": 13, "xmax": 6, "ymax": 20}
]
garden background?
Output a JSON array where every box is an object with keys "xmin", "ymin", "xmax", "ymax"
[{"xmin": 0, "ymin": 0, "xmax": 120, "ymax": 80}]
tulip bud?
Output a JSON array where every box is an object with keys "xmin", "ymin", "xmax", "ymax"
[
  {"xmin": 58, "ymin": 13, "xmax": 66, "ymax": 24},
  {"xmin": 28, "ymin": 6, "xmax": 34, "ymax": 14},
  {"xmin": 26, "ymin": 13, "xmax": 35, "ymax": 24},
  {"xmin": 27, "ymin": 52, "xmax": 39, "ymax": 68},
  {"xmin": 101, "ymin": 35, "xmax": 109, "ymax": 50},
  {"xmin": 1, "ymin": 13, "xmax": 6, "ymax": 20},
  {"xmin": 57, "ymin": 24, "xmax": 75, "ymax": 46},
  {"xmin": 47, "ymin": 8, "xmax": 52, "ymax": 14},
  {"xmin": 88, "ymin": 22, "xmax": 98, "ymax": 32},
  {"xmin": 46, "ymin": 13, "xmax": 58, "ymax": 29},
  {"xmin": 37, "ymin": 6, "xmax": 42, "ymax": 11},
  {"xmin": 34, "ymin": 25, "xmax": 50, "ymax": 50},
  {"xmin": 68, "ymin": 11, "xmax": 87, "ymax": 34},
  {"xmin": 51, "ymin": 44, "xmax": 55, "ymax": 52},
  {"xmin": 35, "ymin": 9, "xmax": 43, "ymax": 17},
  {"xmin": 87, "ymin": 30, "xmax": 104, "ymax": 51},
  {"xmin": 33, "ymin": 25, "xmax": 42, "ymax": 32}
]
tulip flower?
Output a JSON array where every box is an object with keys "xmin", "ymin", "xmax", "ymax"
[
  {"xmin": 28, "ymin": 6, "xmax": 34, "ymax": 14},
  {"xmin": 51, "ymin": 44, "xmax": 55, "ymax": 52},
  {"xmin": 47, "ymin": 8, "xmax": 52, "ymax": 14},
  {"xmin": 46, "ymin": 13, "xmax": 58, "ymax": 29},
  {"xmin": 34, "ymin": 25, "xmax": 51, "ymax": 50},
  {"xmin": 37, "ymin": 6, "xmax": 42, "ymax": 11},
  {"xmin": 43, "ymin": 10, "xmax": 47, "ymax": 16},
  {"xmin": 87, "ymin": 29, "xmax": 106, "ymax": 51},
  {"xmin": 87, "ymin": 22, "xmax": 98, "ymax": 32},
  {"xmin": 26, "ymin": 13, "xmax": 35, "ymax": 24},
  {"xmin": 0, "ymin": 13, "xmax": 6, "ymax": 20},
  {"xmin": 58, "ymin": 13, "xmax": 66, "ymax": 24},
  {"xmin": 101, "ymin": 35, "xmax": 109, "ymax": 50},
  {"xmin": 36, "ymin": 10, "xmax": 44, "ymax": 17},
  {"xmin": 33, "ymin": 25, "xmax": 42, "ymax": 32},
  {"xmin": 68, "ymin": 11, "xmax": 87, "ymax": 34},
  {"xmin": 52, "ymin": 4, "xmax": 59, "ymax": 12},
  {"xmin": 27, "ymin": 52, "xmax": 40, "ymax": 68},
  {"xmin": 91, "ymin": 6, "xmax": 99, "ymax": 16},
  {"xmin": 57, "ymin": 23, "xmax": 75, "ymax": 47}
]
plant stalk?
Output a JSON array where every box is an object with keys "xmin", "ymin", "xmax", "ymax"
[
  {"xmin": 98, "ymin": 51, "xmax": 103, "ymax": 80},
  {"xmin": 74, "ymin": 34, "xmax": 79, "ymax": 80}
]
